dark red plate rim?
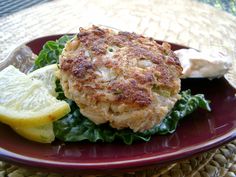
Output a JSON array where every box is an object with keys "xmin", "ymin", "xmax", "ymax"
[{"xmin": 0, "ymin": 34, "xmax": 235, "ymax": 173}]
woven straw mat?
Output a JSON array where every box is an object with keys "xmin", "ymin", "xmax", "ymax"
[{"xmin": 0, "ymin": 0, "xmax": 235, "ymax": 176}]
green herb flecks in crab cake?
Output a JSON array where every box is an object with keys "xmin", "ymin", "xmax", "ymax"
[
  {"xmin": 59, "ymin": 26, "xmax": 183, "ymax": 133},
  {"xmin": 34, "ymin": 26, "xmax": 211, "ymax": 144}
]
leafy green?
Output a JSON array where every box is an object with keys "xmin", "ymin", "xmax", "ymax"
[
  {"xmin": 33, "ymin": 35, "xmax": 74, "ymax": 70},
  {"xmin": 53, "ymin": 89, "xmax": 211, "ymax": 144},
  {"xmin": 143, "ymin": 90, "xmax": 211, "ymax": 135},
  {"xmin": 34, "ymin": 35, "xmax": 211, "ymax": 145}
]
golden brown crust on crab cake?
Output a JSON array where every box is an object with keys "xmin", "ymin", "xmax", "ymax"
[{"xmin": 59, "ymin": 26, "xmax": 182, "ymax": 132}]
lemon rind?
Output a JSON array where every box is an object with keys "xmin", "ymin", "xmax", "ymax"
[
  {"xmin": 0, "ymin": 101, "xmax": 70, "ymax": 127},
  {"xmin": 12, "ymin": 122, "xmax": 55, "ymax": 143}
]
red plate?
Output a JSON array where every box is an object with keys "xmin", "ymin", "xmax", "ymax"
[{"xmin": 0, "ymin": 35, "xmax": 235, "ymax": 174}]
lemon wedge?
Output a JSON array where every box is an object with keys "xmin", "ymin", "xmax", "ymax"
[
  {"xmin": 0, "ymin": 65, "xmax": 70, "ymax": 127},
  {"xmin": 28, "ymin": 64, "xmax": 59, "ymax": 97},
  {"xmin": 8, "ymin": 64, "xmax": 63, "ymax": 143},
  {"xmin": 12, "ymin": 123, "xmax": 55, "ymax": 143}
]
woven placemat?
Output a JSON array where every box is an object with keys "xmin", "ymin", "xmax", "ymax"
[
  {"xmin": 0, "ymin": 0, "xmax": 236, "ymax": 176},
  {"xmin": 0, "ymin": 140, "xmax": 235, "ymax": 177}
]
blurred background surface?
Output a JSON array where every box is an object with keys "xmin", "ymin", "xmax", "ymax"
[{"xmin": 0, "ymin": 0, "xmax": 235, "ymax": 17}]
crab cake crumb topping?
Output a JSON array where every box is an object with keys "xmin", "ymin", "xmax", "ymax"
[{"xmin": 59, "ymin": 26, "xmax": 182, "ymax": 132}]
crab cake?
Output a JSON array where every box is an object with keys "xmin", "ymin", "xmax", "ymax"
[{"xmin": 59, "ymin": 26, "xmax": 182, "ymax": 132}]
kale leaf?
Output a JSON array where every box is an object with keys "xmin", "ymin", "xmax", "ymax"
[{"xmin": 33, "ymin": 35, "xmax": 74, "ymax": 70}]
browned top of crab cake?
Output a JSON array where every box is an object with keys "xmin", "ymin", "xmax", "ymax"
[{"xmin": 59, "ymin": 26, "xmax": 182, "ymax": 132}]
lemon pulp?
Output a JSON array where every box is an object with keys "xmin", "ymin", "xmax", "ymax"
[{"xmin": 0, "ymin": 65, "xmax": 70, "ymax": 143}]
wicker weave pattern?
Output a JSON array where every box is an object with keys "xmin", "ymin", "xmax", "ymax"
[
  {"xmin": 1, "ymin": 0, "xmax": 236, "ymax": 60},
  {"xmin": 0, "ymin": 140, "xmax": 235, "ymax": 177},
  {"xmin": 0, "ymin": 0, "xmax": 236, "ymax": 176},
  {"xmin": 0, "ymin": 0, "xmax": 236, "ymax": 87}
]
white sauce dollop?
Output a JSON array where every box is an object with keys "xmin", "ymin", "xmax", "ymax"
[{"xmin": 174, "ymin": 49, "xmax": 232, "ymax": 79}]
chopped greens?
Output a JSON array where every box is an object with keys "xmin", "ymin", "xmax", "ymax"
[
  {"xmin": 34, "ymin": 35, "xmax": 211, "ymax": 145},
  {"xmin": 33, "ymin": 35, "xmax": 74, "ymax": 70}
]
